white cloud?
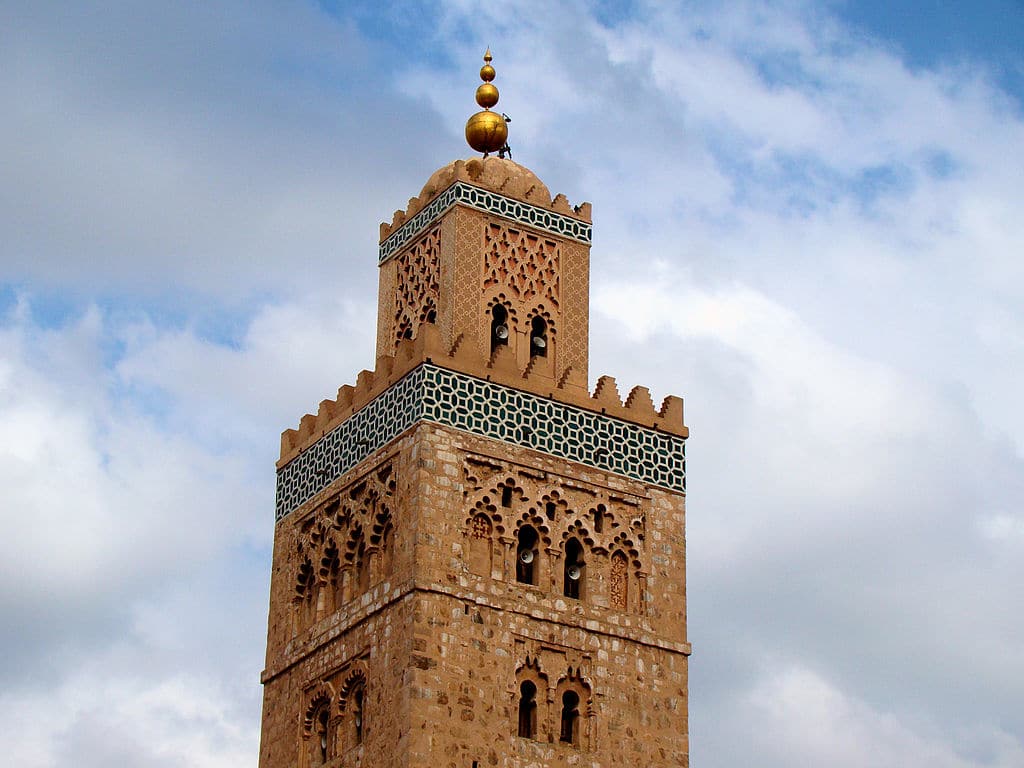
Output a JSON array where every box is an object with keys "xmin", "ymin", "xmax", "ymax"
[
  {"xmin": 3, "ymin": 1, "xmax": 1024, "ymax": 766},
  {"xmin": 737, "ymin": 666, "xmax": 1024, "ymax": 768}
]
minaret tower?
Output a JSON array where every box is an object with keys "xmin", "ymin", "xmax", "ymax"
[{"xmin": 259, "ymin": 53, "xmax": 690, "ymax": 768}]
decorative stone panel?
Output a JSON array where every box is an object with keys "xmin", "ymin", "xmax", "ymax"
[
  {"xmin": 483, "ymin": 222, "xmax": 560, "ymax": 307},
  {"xmin": 393, "ymin": 225, "xmax": 441, "ymax": 345}
]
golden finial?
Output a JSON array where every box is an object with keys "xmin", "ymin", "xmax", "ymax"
[{"xmin": 465, "ymin": 49, "xmax": 508, "ymax": 156}]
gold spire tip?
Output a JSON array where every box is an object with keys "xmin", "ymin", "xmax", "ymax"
[{"xmin": 465, "ymin": 49, "xmax": 508, "ymax": 155}]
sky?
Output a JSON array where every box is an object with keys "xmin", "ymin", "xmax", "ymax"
[{"xmin": 1, "ymin": 1, "xmax": 1022, "ymax": 766}]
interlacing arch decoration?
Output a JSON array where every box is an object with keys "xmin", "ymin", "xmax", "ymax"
[
  {"xmin": 319, "ymin": 542, "xmax": 342, "ymax": 618},
  {"xmin": 536, "ymin": 488, "xmax": 569, "ymax": 523},
  {"xmin": 370, "ymin": 506, "xmax": 394, "ymax": 580},
  {"xmin": 393, "ymin": 225, "xmax": 441, "ymax": 345},
  {"xmin": 559, "ymin": 518, "xmax": 598, "ymax": 552},
  {"xmin": 483, "ymin": 221, "xmax": 560, "ymax": 308},
  {"xmin": 343, "ymin": 524, "xmax": 370, "ymax": 597},
  {"xmin": 288, "ymin": 463, "xmax": 397, "ymax": 635},
  {"xmin": 294, "ymin": 559, "xmax": 316, "ymax": 634}
]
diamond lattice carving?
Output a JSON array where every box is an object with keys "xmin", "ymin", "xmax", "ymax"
[
  {"xmin": 483, "ymin": 223, "xmax": 559, "ymax": 307},
  {"xmin": 393, "ymin": 226, "xmax": 441, "ymax": 345}
]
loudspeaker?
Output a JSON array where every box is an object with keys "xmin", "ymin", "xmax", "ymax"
[
  {"xmin": 518, "ymin": 548, "xmax": 535, "ymax": 564},
  {"xmin": 495, "ymin": 324, "xmax": 509, "ymax": 340},
  {"xmin": 567, "ymin": 564, "xmax": 582, "ymax": 581}
]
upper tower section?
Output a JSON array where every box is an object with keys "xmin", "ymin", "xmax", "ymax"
[{"xmin": 374, "ymin": 52, "xmax": 593, "ymax": 384}]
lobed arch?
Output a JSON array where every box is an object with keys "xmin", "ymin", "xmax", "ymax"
[
  {"xmin": 338, "ymin": 667, "xmax": 368, "ymax": 750},
  {"xmin": 534, "ymin": 487, "xmax": 570, "ymax": 523},
  {"xmin": 554, "ymin": 668, "xmax": 593, "ymax": 748},
  {"xmin": 514, "ymin": 656, "xmax": 549, "ymax": 741},
  {"xmin": 301, "ymin": 686, "xmax": 336, "ymax": 768}
]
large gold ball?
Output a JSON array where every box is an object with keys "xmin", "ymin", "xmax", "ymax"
[
  {"xmin": 465, "ymin": 110, "xmax": 508, "ymax": 153},
  {"xmin": 475, "ymin": 83, "xmax": 499, "ymax": 108},
  {"xmin": 480, "ymin": 64, "xmax": 496, "ymax": 82}
]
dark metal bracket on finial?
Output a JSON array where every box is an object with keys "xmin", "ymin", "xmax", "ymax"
[{"xmin": 498, "ymin": 113, "xmax": 512, "ymax": 160}]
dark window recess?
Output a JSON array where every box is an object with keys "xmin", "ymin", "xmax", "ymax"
[
  {"xmin": 518, "ymin": 680, "xmax": 538, "ymax": 738},
  {"xmin": 563, "ymin": 538, "xmax": 585, "ymax": 599},
  {"xmin": 530, "ymin": 316, "xmax": 548, "ymax": 357},
  {"xmin": 560, "ymin": 690, "xmax": 580, "ymax": 744},
  {"xmin": 491, "ymin": 305, "xmax": 509, "ymax": 355},
  {"xmin": 516, "ymin": 526, "xmax": 539, "ymax": 585}
]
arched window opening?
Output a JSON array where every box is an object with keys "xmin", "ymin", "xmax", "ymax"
[
  {"xmin": 491, "ymin": 305, "xmax": 509, "ymax": 355},
  {"xmin": 530, "ymin": 316, "xmax": 548, "ymax": 358},
  {"xmin": 563, "ymin": 538, "xmax": 585, "ymax": 599},
  {"xmin": 610, "ymin": 551, "xmax": 629, "ymax": 611},
  {"xmin": 315, "ymin": 707, "xmax": 330, "ymax": 764},
  {"xmin": 353, "ymin": 686, "xmax": 364, "ymax": 745},
  {"xmin": 518, "ymin": 680, "xmax": 538, "ymax": 738},
  {"xmin": 501, "ymin": 485, "xmax": 513, "ymax": 507},
  {"xmin": 545, "ymin": 501, "xmax": 556, "ymax": 521},
  {"xmin": 592, "ymin": 505, "xmax": 605, "ymax": 533},
  {"xmin": 559, "ymin": 690, "xmax": 580, "ymax": 745},
  {"xmin": 516, "ymin": 526, "xmax": 539, "ymax": 585}
]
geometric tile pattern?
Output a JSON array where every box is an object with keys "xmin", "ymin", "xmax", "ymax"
[
  {"xmin": 379, "ymin": 182, "xmax": 592, "ymax": 264},
  {"xmin": 276, "ymin": 364, "xmax": 685, "ymax": 521}
]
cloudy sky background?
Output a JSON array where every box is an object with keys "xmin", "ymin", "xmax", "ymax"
[{"xmin": 2, "ymin": 1, "xmax": 1023, "ymax": 765}]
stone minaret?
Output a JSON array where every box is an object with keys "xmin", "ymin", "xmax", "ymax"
[{"xmin": 259, "ymin": 53, "xmax": 690, "ymax": 768}]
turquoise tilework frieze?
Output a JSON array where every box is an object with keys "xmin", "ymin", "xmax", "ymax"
[
  {"xmin": 276, "ymin": 365, "xmax": 685, "ymax": 521},
  {"xmin": 275, "ymin": 368, "xmax": 427, "ymax": 521},
  {"xmin": 378, "ymin": 182, "xmax": 592, "ymax": 264}
]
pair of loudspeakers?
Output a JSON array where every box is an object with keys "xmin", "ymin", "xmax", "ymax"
[{"xmin": 494, "ymin": 324, "xmax": 547, "ymax": 349}]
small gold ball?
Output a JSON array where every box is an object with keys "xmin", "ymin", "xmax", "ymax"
[
  {"xmin": 480, "ymin": 64, "xmax": 496, "ymax": 82},
  {"xmin": 465, "ymin": 110, "xmax": 508, "ymax": 153},
  {"xmin": 475, "ymin": 83, "xmax": 499, "ymax": 108}
]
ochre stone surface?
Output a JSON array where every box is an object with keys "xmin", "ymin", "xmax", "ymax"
[
  {"xmin": 261, "ymin": 423, "xmax": 688, "ymax": 767},
  {"xmin": 261, "ymin": 157, "xmax": 689, "ymax": 767}
]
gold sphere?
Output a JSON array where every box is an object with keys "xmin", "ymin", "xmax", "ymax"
[
  {"xmin": 475, "ymin": 83, "xmax": 499, "ymax": 108},
  {"xmin": 465, "ymin": 110, "xmax": 508, "ymax": 153},
  {"xmin": 480, "ymin": 64, "xmax": 496, "ymax": 82}
]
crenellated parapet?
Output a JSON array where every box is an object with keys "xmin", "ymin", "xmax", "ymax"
[
  {"xmin": 280, "ymin": 322, "xmax": 686, "ymax": 467},
  {"xmin": 275, "ymin": 323, "xmax": 687, "ymax": 522}
]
